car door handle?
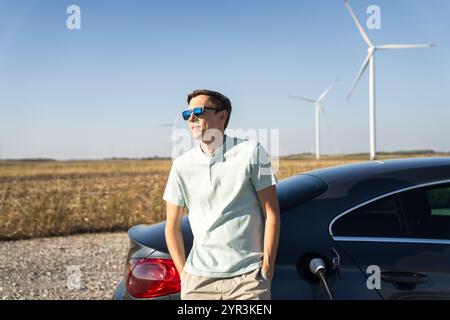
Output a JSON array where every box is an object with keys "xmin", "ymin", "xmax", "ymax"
[{"xmin": 381, "ymin": 271, "xmax": 429, "ymax": 289}]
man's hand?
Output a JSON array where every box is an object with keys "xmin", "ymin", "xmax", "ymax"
[
  {"xmin": 257, "ymin": 184, "xmax": 280, "ymax": 282},
  {"xmin": 261, "ymin": 262, "xmax": 273, "ymax": 281}
]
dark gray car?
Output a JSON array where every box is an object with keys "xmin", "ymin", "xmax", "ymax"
[{"xmin": 113, "ymin": 157, "xmax": 450, "ymax": 300}]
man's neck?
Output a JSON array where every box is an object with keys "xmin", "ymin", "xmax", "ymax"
[{"xmin": 200, "ymin": 133, "xmax": 225, "ymax": 156}]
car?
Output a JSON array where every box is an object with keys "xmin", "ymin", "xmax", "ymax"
[{"xmin": 113, "ymin": 157, "xmax": 450, "ymax": 300}]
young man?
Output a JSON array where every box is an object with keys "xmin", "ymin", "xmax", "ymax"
[{"xmin": 163, "ymin": 89, "xmax": 280, "ymax": 300}]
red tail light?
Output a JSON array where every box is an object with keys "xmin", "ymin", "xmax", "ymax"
[{"xmin": 125, "ymin": 258, "xmax": 181, "ymax": 298}]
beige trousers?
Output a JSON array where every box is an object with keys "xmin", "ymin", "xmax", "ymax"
[{"xmin": 180, "ymin": 267, "xmax": 271, "ymax": 300}]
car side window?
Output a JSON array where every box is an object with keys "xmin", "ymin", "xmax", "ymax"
[
  {"xmin": 428, "ymin": 186, "xmax": 450, "ymax": 217},
  {"xmin": 400, "ymin": 184, "xmax": 450, "ymax": 240},
  {"xmin": 332, "ymin": 196, "xmax": 403, "ymax": 237}
]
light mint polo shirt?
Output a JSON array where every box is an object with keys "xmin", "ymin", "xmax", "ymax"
[{"xmin": 162, "ymin": 134, "xmax": 278, "ymax": 278}]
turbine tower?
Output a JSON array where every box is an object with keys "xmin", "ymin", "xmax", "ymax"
[
  {"xmin": 289, "ymin": 80, "xmax": 337, "ymax": 160},
  {"xmin": 344, "ymin": 0, "xmax": 435, "ymax": 160}
]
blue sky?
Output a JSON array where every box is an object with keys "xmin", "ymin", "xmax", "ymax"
[{"xmin": 0, "ymin": 0, "xmax": 449, "ymax": 159}]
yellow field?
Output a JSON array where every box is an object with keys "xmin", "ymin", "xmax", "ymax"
[{"xmin": 0, "ymin": 154, "xmax": 446, "ymax": 240}]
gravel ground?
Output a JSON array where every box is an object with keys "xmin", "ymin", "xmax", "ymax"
[{"xmin": 0, "ymin": 232, "xmax": 130, "ymax": 300}]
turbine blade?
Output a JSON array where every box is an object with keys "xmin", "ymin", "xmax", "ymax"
[
  {"xmin": 320, "ymin": 105, "xmax": 326, "ymax": 118},
  {"xmin": 377, "ymin": 44, "xmax": 436, "ymax": 50},
  {"xmin": 344, "ymin": 0, "xmax": 373, "ymax": 47},
  {"xmin": 317, "ymin": 80, "xmax": 338, "ymax": 102},
  {"xmin": 173, "ymin": 113, "xmax": 180, "ymax": 127},
  {"xmin": 347, "ymin": 51, "xmax": 372, "ymax": 100},
  {"xmin": 159, "ymin": 108, "xmax": 182, "ymax": 128},
  {"xmin": 319, "ymin": 105, "xmax": 332, "ymax": 133},
  {"xmin": 288, "ymin": 95, "xmax": 316, "ymax": 104}
]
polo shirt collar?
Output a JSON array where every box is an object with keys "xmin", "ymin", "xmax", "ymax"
[{"xmin": 197, "ymin": 134, "xmax": 234, "ymax": 164}]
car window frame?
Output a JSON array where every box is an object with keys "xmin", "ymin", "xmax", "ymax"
[
  {"xmin": 331, "ymin": 193, "xmax": 406, "ymax": 238},
  {"xmin": 329, "ymin": 179, "xmax": 450, "ymax": 244}
]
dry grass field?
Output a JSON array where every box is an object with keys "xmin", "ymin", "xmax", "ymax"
[{"xmin": 1, "ymin": 153, "xmax": 447, "ymax": 240}]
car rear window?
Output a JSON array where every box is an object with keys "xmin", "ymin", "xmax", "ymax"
[
  {"xmin": 276, "ymin": 174, "xmax": 328, "ymax": 212},
  {"xmin": 332, "ymin": 196, "xmax": 403, "ymax": 237}
]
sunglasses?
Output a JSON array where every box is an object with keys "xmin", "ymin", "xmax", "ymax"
[{"xmin": 181, "ymin": 106, "xmax": 222, "ymax": 121}]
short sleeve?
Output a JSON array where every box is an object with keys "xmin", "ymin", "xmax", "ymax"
[
  {"xmin": 250, "ymin": 142, "xmax": 278, "ymax": 192},
  {"xmin": 162, "ymin": 161, "xmax": 186, "ymax": 207}
]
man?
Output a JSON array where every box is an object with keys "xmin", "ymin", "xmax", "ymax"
[{"xmin": 163, "ymin": 89, "xmax": 280, "ymax": 300}]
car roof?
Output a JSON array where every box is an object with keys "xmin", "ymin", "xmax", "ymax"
[
  {"xmin": 276, "ymin": 157, "xmax": 450, "ymax": 214},
  {"xmin": 304, "ymin": 157, "xmax": 450, "ymax": 186}
]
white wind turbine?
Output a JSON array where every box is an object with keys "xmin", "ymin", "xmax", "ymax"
[
  {"xmin": 344, "ymin": 0, "xmax": 435, "ymax": 160},
  {"xmin": 289, "ymin": 80, "xmax": 337, "ymax": 160}
]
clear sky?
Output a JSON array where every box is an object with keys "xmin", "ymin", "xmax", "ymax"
[{"xmin": 1, "ymin": 0, "xmax": 449, "ymax": 159}]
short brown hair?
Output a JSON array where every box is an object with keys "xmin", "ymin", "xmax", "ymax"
[{"xmin": 187, "ymin": 89, "xmax": 232, "ymax": 129}]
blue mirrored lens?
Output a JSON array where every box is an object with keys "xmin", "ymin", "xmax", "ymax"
[
  {"xmin": 193, "ymin": 107, "xmax": 204, "ymax": 117},
  {"xmin": 182, "ymin": 110, "xmax": 192, "ymax": 120},
  {"xmin": 182, "ymin": 107, "xmax": 204, "ymax": 120}
]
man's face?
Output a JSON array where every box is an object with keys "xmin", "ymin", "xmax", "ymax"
[{"xmin": 187, "ymin": 95, "xmax": 226, "ymax": 141}]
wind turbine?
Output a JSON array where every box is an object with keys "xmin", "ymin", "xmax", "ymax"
[
  {"xmin": 156, "ymin": 107, "xmax": 183, "ymax": 131},
  {"xmin": 344, "ymin": 0, "xmax": 435, "ymax": 160},
  {"xmin": 289, "ymin": 80, "xmax": 337, "ymax": 160}
]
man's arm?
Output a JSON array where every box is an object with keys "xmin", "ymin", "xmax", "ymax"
[
  {"xmin": 257, "ymin": 184, "xmax": 281, "ymax": 281},
  {"xmin": 164, "ymin": 202, "xmax": 186, "ymax": 276}
]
